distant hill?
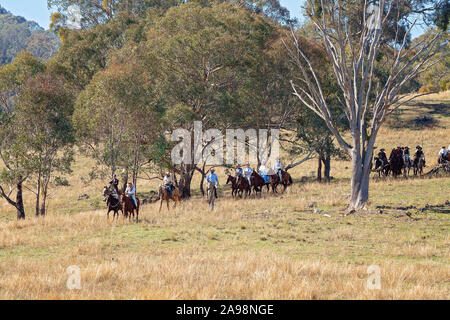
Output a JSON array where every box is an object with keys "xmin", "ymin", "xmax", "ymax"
[{"xmin": 0, "ymin": 5, "xmax": 60, "ymax": 65}]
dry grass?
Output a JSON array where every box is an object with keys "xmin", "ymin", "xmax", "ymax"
[{"xmin": 0, "ymin": 95, "xmax": 449, "ymax": 299}]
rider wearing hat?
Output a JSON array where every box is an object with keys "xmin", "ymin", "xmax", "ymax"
[
  {"xmin": 109, "ymin": 174, "xmax": 119, "ymax": 194},
  {"xmin": 404, "ymin": 146, "xmax": 412, "ymax": 166},
  {"xmin": 378, "ymin": 148, "xmax": 388, "ymax": 166},
  {"xmin": 206, "ymin": 168, "xmax": 219, "ymax": 198},
  {"xmin": 414, "ymin": 146, "xmax": 425, "ymax": 167}
]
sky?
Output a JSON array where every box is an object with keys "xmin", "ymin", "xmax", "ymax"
[{"xmin": 0, "ymin": 0, "xmax": 424, "ymax": 37}]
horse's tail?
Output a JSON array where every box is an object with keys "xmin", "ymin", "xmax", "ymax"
[{"xmin": 288, "ymin": 174, "xmax": 293, "ymax": 185}]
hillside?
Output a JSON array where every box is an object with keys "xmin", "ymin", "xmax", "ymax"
[
  {"xmin": 0, "ymin": 5, "xmax": 59, "ymax": 65},
  {"xmin": 0, "ymin": 94, "xmax": 448, "ymax": 299}
]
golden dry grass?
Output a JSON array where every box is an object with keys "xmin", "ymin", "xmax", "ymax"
[{"xmin": 0, "ymin": 95, "xmax": 449, "ymax": 299}]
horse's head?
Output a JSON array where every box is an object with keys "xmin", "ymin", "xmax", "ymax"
[
  {"xmin": 226, "ymin": 175, "xmax": 233, "ymax": 185},
  {"xmin": 103, "ymin": 186, "xmax": 111, "ymax": 197}
]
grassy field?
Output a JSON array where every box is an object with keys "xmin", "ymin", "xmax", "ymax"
[{"xmin": 0, "ymin": 93, "xmax": 449, "ymax": 299}]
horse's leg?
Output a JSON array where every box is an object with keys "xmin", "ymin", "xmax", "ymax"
[
  {"xmin": 159, "ymin": 198, "xmax": 163, "ymax": 213},
  {"xmin": 166, "ymin": 199, "xmax": 170, "ymax": 211}
]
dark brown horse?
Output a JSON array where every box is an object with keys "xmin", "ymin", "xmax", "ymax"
[
  {"xmin": 237, "ymin": 176, "xmax": 251, "ymax": 197},
  {"xmin": 121, "ymin": 194, "xmax": 140, "ymax": 221},
  {"xmin": 227, "ymin": 174, "xmax": 250, "ymax": 198},
  {"xmin": 389, "ymin": 148, "xmax": 404, "ymax": 177},
  {"xmin": 103, "ymin": 186, "xmax": 123, "ymax": 220},
  {"xmin": 226, "ymin": 174, "xmax": 239, "ymax": 197},
  {"xmin": 158, "ymin": 185, "xmax": 180, "ymax": 212},
  {"xmin": 250, "ymin": 171, "xmax": 269, "ymax": 196},
  {"xmin": 268, "ymin": 170, "xmax": 293, "ymax": 193}
]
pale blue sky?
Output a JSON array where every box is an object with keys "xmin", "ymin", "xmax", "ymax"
[{"xmin": 1, "ymin": 0, "xmax": 424, "ymax": 37}]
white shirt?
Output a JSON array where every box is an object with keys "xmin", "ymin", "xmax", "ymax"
[
  {"xmin": 125, "ymin": 185, "xmax": 135, "ymax": 197},
  {"xmin": 259, "ymin": 165, "xmax": 267, "ymax": 175},
  {"xmin": 163, "ymin": 176, "xmax": 173, "ymax": 184},
  {"xmin": 273, "ymin": 161, "xmax": 282, "ymax": 170},
  {"xmin": 439, "ymin": 149, "xmax": 447, "ymax": 156}
]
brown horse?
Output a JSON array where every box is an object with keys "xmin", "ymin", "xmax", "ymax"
[
  {"xmin": 103, "ymin": 186, "xmax": 123, "ymax": 220},
  {"xmin": 121, "ymin": 194, "xmax": 140, "ymax": 221},
  {"xmin": 226, "ymin": 174, "xmax": 240, "ymax": 197},
  {"xmin": 268, "ymin": 170, "xmax": 293, "ymax": 193},
  {"xmin": 158, "ymin": 185, "xmax": 180, "ymax": 212},
  {"xmin": 250, "ymin": 171, "xmax": 269, "ymax": 196},
  {"xmin": 236, "ymin": 175, "xmax": 251, "ymax": 198}
]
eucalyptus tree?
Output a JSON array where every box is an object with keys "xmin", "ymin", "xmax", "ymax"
[
  {"xmin": 15, "ymin": 72, "xmax": 75, "ymax": 216},
  {"xmin": 0, "ymin": 52, "xmax": 45, "ymax": 219},
  {"xmin": 73, "ymin": 52, "xmax": 163, "ymax": 190}
]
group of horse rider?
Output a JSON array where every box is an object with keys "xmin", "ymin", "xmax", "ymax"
[
  {"xmin": 203, "ymin": 158, "xmax": 283, "ymax": 198},
  {"xmin": 375, "ymin": 144, "xmax": 450, "ymax": 170},
  {"xmin": 108, "ymin": 158, "xmax": 285, "ymax": 201},
  {"xmin": 376, "ymin": 145, "xmax": 425, "ymax": 168}
]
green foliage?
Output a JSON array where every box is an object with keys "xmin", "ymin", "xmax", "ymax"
[{"xmin": 414, "ymin": 29, "xmax": 449, "ymax": 92}]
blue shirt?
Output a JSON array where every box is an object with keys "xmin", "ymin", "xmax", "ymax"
[
  {"xmin": 206, "ymin": 173, "xmax": 219, "ymax": 185},
  {"xmin": 235, "ymin": 168, "xmax": 243, "ymax": 175}
]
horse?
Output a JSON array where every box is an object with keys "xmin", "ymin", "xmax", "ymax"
[
  {"xmin": 158, "ymin": 185, "xmax": 180, "ymax": 212},
  {"xmin": 389, "ymin": 149, "xmax": 404, "ymax": 177},
  {"xmin": 268, "ymin": 170, "xmax": 293, "ymax": 193},
  {"xmin": 402, "ymin": 153, "xmax": 412, "ymax": 176},
  {"xmin": 413, "ymin": 156, "xmax": 425, "ymax": 176},
  {"xmin": 226, "ymin": 174, "xmax": 239, "ymax": 197},
  {"xmin": 250, "ymin": 171, "xmax": 269, "ymax": 196},
  {"xmin": 372, "ymin": 157, "xmax": 389, "ymax": 177},
  {"xmin": 121, "ymin": 194, "xmax": 140, "ymax": 221},
  {"xmin": 103, "ymin": 186, "xmax": 123, "ymax": 220},
  {"xmin": 235, "ymin": 175, "xmax": 251, "ymax": 197}
]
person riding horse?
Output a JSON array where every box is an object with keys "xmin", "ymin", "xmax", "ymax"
[
  {"xmin": 258, "ymin": 163, "xmax": 270, "ymax": 184},
  {"xmin": 243, "ymin": 164, "xmax": 252, "ymax": 188},
  {"xmin": 404, "ymin": 146, "xmax": 411, "ymax": 164},
  {"xmin": 235, "ymin": 164, "xmax": 243, "ymax": 178},
  {"xmin": 163, "ymin": 172, "xmax": 175, "ymax": 197},
  {"xmin": 414, "ymin": 146, "xmax": 425, "ymax": 167},
  {"xmin": 206, "ymin": 168, "xmax": 219, "ymax": 198},
  {"xmin": 109, "ymin": 174, "xmax": 119, "ymax": 194},
  {"xmin": 378, "ymin": 149, "xmax": 388, "ymax": 167},
  {"xmin": 273, "ymin": 158, "xmax": 283, "ymax": 183},
  {"xmin": 125, "ymin": 182, "xmax": 137, "ymax": 209}
]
